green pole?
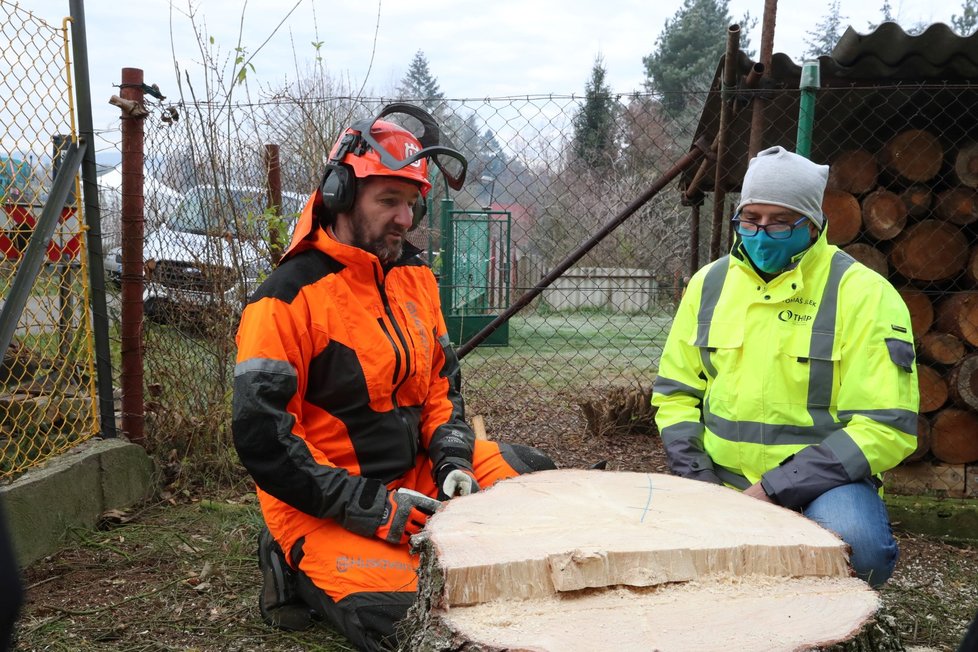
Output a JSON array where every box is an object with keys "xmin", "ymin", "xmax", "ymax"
[
  {"xmin": 439, "ymin": 196, "xmax": 455, "ymax": 315},
  {"xmin": 796, "ymin": 60, "xmax": 820, "ymax": 158}
]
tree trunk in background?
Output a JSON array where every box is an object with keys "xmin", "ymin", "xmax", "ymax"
[
  {"xmin": 890, "ymin": 220, "xmax": 968, "ymax": 282},
  {"xmin": 936, "ymin": 187, "xmax": 978, "ymax": 226},
  {"xmin": 930, "ymin": 408, "xmax": 978, "ymax": 464},
  {"xmin": 901, "ymin": 184, "xmax": 933, "ymax": 218},
  {"xmin": 880, "ymin": 129, "xmax": 944, "ymax": 183},
  {"xmin": 936, "ymin": 292, "xmax": 978, "ymax": 347},
  {"xmin": 898, "ymin": 286, "xmax": 934, "ymax": 338},
  {"xmin": 954, "ymin": 142, "xmax": 978, "ymax": 188},
  {"xmin": 919, "ymin": 331, "xmax": 966, "ymax": 366},
  {"xmin": 918, "ymin": 364, "xmax": 949, "ymax": 413},
  {"xmin": 862, "ymin": 189, "xmax": 907, "ymax": 240},
  {"xmin": 824, "ymin": 189, "xmax": 862, "ymax": 245},
  {"xmin": 826, "ymin": 149, "xmax": 878, "ymax": 194},
  {"xmin": 844, "ymin": 243, "xmax": 888, "ymax": 278}
]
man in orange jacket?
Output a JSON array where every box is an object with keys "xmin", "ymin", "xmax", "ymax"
[{"xmin": 232, "ymin": 103, "xmax": 555, "ymax": 651}]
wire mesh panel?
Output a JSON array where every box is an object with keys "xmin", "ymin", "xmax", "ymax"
[{"xmin": 0, "ymin": 2, "xmax": 98, "ymax": 480}]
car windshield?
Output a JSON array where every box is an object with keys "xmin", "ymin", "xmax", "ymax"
[{"xmin": 168, "ymin": 187, "xmax": 303, "ymax": 238}]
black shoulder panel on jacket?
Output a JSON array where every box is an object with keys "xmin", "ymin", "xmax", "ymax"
[{"xmin": 249, "ymin": 250, "xmax": 345, "ymax": 305}]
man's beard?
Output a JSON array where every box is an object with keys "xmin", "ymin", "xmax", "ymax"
[{"xmin": 351, "ymin": 208, "xmax": 405, "ymax": 265}]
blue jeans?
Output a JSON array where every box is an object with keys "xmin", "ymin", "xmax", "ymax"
[{"xmin": 802, "ymin": 479, "xmax": 898, "ymax": 587}]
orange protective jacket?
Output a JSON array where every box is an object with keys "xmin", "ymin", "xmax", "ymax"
[{"xmin": 232, "ymin": 198, "xmax": 474, "ymax": 554}]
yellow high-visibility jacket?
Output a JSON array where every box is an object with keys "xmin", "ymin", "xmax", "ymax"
[{"xmin": 651, "ymin": 231, "xmax": 918, "ymax": 509}]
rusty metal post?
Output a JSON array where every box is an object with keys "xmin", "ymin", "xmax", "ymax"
[
  {"xmin": 709, "ymin": 24, "xmax": 741, "ymax": 263},
  {"xmin": 264, "ymin": 143, "xmax": 283, "ymax": 265},
  {"xmin": 689, "ymin": 203, "xmax": 700, "ymax": 274},
  {"xmin": 748, "ymin": 0, "xmax": 778, "ymax": 158},
  {"xmin": 120, "ymin": 67, "xmax": 146, "ymax": 445}
]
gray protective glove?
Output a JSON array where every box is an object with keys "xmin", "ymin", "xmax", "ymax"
[
  {"xmin": 374, "ymin": 488, "xmax": 441, "ymax": 545},
  {"xmin": 436, "ymin": 464, "xmax": 480, "ymax": 500}
]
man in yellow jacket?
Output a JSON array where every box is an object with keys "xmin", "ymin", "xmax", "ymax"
[{"xmin": 652, "ymin": 146, "xmax": 918, "ymax": 587}]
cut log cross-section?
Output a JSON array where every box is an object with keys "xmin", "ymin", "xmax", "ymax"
[
  {"xmin": 936, "ymin": 292, "xmax": 978, "ymax": 347},
  {"xmin": 936, "ymin": 187, "xmax": 978, "ymax": 226},
  {"xmin": 402, "ymin": 470, "xmax": 882, "ymax": 652},
  {"xmin": 948, "ymin": 353, "xmax": 978, "ymax": 411},
  {"xmin": 823, "ymin": 189, "xmax": 862, "ymax": 245},
  {"xmin": 845, "ymin": 243, "xmax": 888, "ymax": 278},
  {"xmin": 827, "ymin": 149, "xmax": 878, "ymax": 194},
  {"xmin": 917, "ymin": 364, "xmax": 949, "ymax": 413},
  {"xmin": 880, "ymin": 129, "xmax": 944, "ymax": 183},
  {"xmin": 901, "ymin": 185, "xmax": 933, "ymax": 218},
  {"xmin": 954, "ymin": 142, "xmax": 978, "ymax": 188},
  {"xmin": 930, "ymin": 408, "xmax": 978, "ymax": 464},
  {"xmin": 919, "ymin": 331, "xmax": 966, "ymax": 366},
  {"xmin": 904, "ymin": 414, "xmax": 932, "ymax": 463},
  {"xmin": 898, "ymin": 287, "xmax": 934, "ymax": 337},
  {"xmin": 890, "ymin": 220, "xmax": 969, "ymax": 282},
  {"xmin": 862, "ymin": 188, "xmax": 907, "ymax": 240}
]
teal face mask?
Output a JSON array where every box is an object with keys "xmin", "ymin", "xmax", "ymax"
[{"xmin": 741, "ymin": 226, "xmax": 811, "ymax": 273}]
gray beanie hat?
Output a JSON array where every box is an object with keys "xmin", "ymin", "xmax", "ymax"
[{"xmin": 735, "ymin": 146, "xmax": 829, "ymax": 229}]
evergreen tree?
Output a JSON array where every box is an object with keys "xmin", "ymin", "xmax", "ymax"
[
  {"xmin": 803, "ymin": 0, "xmax": 848, "ymax": 59},
  {"xmin": 397, "ymin": 50, "xmax": 445, "ymax": 112},
  {"xmin": 642, "ymin": 0, "xmax": 754, "ymax": 116},
  {"xmin": 571, "ymin": 55, "xmax": 619, "ymax": 169},
  {"xmin": 952, "ymin": 0, "xmax": 978, "ymax": 35},
  {"xmin": 867, "ymin": 0, "xmax": 894, "ymax": 30}
]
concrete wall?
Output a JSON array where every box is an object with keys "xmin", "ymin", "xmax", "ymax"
[
  {"xmin": 0, "ymin": 438, "xmax": 155, "ymax": 567},
  {"xmin": 542, "ymin": 267, "xmax": 664, "ymax": 313}
]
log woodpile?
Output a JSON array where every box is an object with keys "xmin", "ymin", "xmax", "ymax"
[
  {"xmin": 400, "ymin": 471, "xmax": 891, "ymax": 651},
  {"xmin": 824, "ymin": 134, "xmax": 978, "ymax": 496}
]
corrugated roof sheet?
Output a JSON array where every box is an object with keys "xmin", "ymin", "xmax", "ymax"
[{"xmin": 682, "ymin": 22, "xmax": 978, "ymax": 197}]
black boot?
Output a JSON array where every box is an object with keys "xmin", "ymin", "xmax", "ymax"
[{"xmin": 257, "ymin": 527, "xmax": 314, "ymax": 631}]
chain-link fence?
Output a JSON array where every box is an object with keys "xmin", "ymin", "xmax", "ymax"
[
  {"xmin": 96, "ymin": 68, "xmax": 978, "ymax": 494},
  {"xmin": 0, "ymin": 2, "xmax": 98, "ymax": 480}
]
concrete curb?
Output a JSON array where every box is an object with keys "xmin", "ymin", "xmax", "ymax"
[{"xmin": 0, "ymin": 438, "xmax": 155, "ymax": 567}]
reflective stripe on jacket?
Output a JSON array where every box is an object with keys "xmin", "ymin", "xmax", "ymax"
[
  {"xmin": 232, "ymin": 201, "xmax": 473, "ymax": 551},
  {"xmin": 651, "ymin": 231, "xmax": 918, "ymax": 509}
]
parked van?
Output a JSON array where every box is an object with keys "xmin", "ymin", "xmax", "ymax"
[{"xmin": 106, "ymin": 185, "xmax": 305, "ymax": 322}]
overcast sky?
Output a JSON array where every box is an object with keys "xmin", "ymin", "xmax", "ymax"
[{"xmin": 24, "ymin": 0, "xmax": 951, "ymax": 158}]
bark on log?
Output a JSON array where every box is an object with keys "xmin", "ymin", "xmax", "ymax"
[
  {"xmin": 827, "ymin": 149, "xmax": 878, "ymax": 195},
  {"xmin": 967, "ymin": 247, "xmax": 978, "ymax": 286},
  {"xmin": 930, "ymin": 408, "xmax": 978, "ymax": 464},
  {"xmin": 889, "ymin": 220, "xmax": 968, "ymax": 282},
  {"xmin": 903, "ymin": 414, "xmax": 932, "ymax": 463},
  {"xmin": 948, "ymin": 352, "xmax": 978, "ymax": 411},
  {"xmin": 844, "ymin": 243, "xmax": 888, "ymax": 278},
  {"xmin": 401, "ymin": 470, "xmax": 884, "ymax": 652},
  {"xmin": 917, "ymin": 364, "xmax": 949, "ymax": 413},
  {"xmin": 935, "ymin": 292, "xmax": 978, "ymax": 347},
  {"xmin": 897, "ymin": 286, "xmax": 934, "ymax": 337},
  {"xmin": 862, "ymin": 189, "xmax": 907, "ymax": 240},
  {"xmin": 935, "ymin": 187, "xmax": 978, "ymax": 225},
  {"xmin": 880, "ymin": 129, "xmax": 944, "ymax": 183},
  {"xmin": 824, "ymin": 189, "xmax": 863, "ymax": 245},
  {"xmin": 919, "ymin": 331, "xmax": 966, "ymax": 366},
  {"xmin": 954, "ymin": 142, "xmax": 978, "ymax": 188},
  {"xmin": 901, "ymin": 185, "xmax": 933, "ymax": 218}
]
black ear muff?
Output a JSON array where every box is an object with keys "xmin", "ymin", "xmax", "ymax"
[
  {"xmin": 320, "ymin": 163, "xmax": 356, "ymax": 216},
  {"xmin": 409, "ymin": 193, "xmax": 427, "ymax": 231}
]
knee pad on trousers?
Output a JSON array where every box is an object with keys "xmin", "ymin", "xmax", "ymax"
[{"xmin": 500, "ymin": 443, "xmax": 557, "ymax": 473}]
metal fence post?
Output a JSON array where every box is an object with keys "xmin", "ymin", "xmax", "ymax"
[
  {"xmin": 796, "ymin": 61, "xmax": 820, "ymax": 159},
  {"xmin": 439, "ymin": 196, "xmax": 455, "ymax": 317},
  {"xmin": 120, "ymin": 67, "xmax": 146, "ymax": 445}
]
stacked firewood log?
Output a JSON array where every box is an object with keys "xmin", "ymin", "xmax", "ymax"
[{"xmin": 823, "ymin": 130, "xmax": 978, "ymax": 493}]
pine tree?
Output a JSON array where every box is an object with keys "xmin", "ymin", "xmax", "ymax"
[
  {"xmin": 642, "ymin": 0, "xmax": 754, "ymax": 116},
  {"xmin": 867, "ymin": 0, "xmax": 894, "ymax": 30},
  {"xmin": 571, "ymin": 55, "xmax": 619, "ymax": 170},
  {"xmin": 397, "ymin": 50, "xmax": 445, "ymax": 112},
  {"xmin": 952, "ymin": 0, "xmax": 978, "ymax": 35},
  {"xmin": 803, "ymin": 0, "xmax": 848, "ymax": 59}
]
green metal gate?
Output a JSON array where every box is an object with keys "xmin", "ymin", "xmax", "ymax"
[{"xmin": 437, "ymin": 200, "xmax": 511, "ymax": 347}]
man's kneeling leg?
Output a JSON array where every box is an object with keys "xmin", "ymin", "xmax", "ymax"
[{"xmin": 257, "ymin": 527, "xmax": 314, "ymax": 631}]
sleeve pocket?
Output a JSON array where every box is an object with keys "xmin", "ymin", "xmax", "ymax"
[{"xmin": 885, "ymin": 338, "xmax": 915, "ymax": 372}]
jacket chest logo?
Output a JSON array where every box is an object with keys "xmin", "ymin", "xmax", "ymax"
[{"xmin": 777, "ymin": 296, "xmax": 817, "ymax": 324}]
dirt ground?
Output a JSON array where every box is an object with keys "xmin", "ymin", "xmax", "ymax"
[{"xmin": 14, "ymin": 392, "xmax": 978, "ymax": 651}]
